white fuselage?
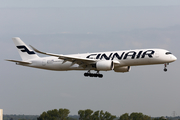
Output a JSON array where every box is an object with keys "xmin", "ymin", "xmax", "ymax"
[
  {"xmin": 19, "ymin": 48, "xmax": 177, "ymax": 71},
  {"xmin": 7, "ymin": 37, "xmax": 177, "ymax": 78}
]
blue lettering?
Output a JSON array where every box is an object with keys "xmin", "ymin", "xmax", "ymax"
[
  {"xmin": 96, "ymin": 54, "xmax": 101, "ymax": 59},
  {"xmin": 17, "ymin": 45, "xmax": 35, "ymax": 55},
  {"xmin": 100, "ymin": 53, "xmax": 113, "ymax": 60},
  {"xmin": 136, "ymin": 51, "xmax": 143, "ymax": 59},
  {"xmin": 124, "ymin": 51, "xmax": 136, "ymax": 59},
  {"xmin": 86, "ymin": 54, "xmax": 97, "ymax": 58},
  {"xmin": 142, "ymin": 50, "xmax": 155, "ymax": 58},
  {"xmin": 111, "ymin": 52, "xmax": 125, "ymax": 60},
  {"xmin": 86, "ymin": 50, "xmax": 155, "ymax": 60}
]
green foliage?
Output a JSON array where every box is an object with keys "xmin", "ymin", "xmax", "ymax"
[
  {"xmin": 78, "ymin": 109, "xmax": 116, "ymax": 120},
  {"xmin": 37, "ymin": 108, "xmax": 70, "ymax": 120},
  {"xmin": 78, "ymin": 109, "xmax": 91, "ymax": 120},
  {"xmin": 59, "ymin": 108, "xmax": 70, "ymax": 120},
  {"xmin": 119, "ymin": 112, "xmax": 151, "ymax": 120},
  {"xmin": 101, "ymin": 111, "xmax": 116, "ymax": 120},
  {"xmin": 119, "ymin": 113, "xmax": 129, "ymax": 120},
  {"xmin": 154, "ymin": 116, "xmax": 167, "ymax": 120},
  {"xmin": 91, "ymin": 111, "xmax": 99, "ymax": 120},
  {"xmin": 4, "ymin": 109, "xmax": 180, "ymax": 120},
  {"xmin": 78, "ymin": 110, "xmax": 85, "ymax": 120}
]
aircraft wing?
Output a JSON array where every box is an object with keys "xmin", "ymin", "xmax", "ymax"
[
  {"xmin": 30, "ymin": 45, "xmax": 97, "ymax": 66},
  {"xmin": 30, "ymin": 45, "xmax": 121, "ymax": 67}
]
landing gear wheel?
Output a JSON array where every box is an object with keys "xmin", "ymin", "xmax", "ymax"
[
  {"xmin": 97, "ymin": 74, "xmax": 103, "ymax": 78},
  {"xmin": 84, "ymin": 71, "xmax": 103, "ymax": 78},
  {"xmin": 89, "ymin": 74, "xmax": 94, "ymax": 77},
  {"xmin": 93, "ymin": 74, "xmax": 98, "ymax": 77},
  {"xmin": 164, "ymin": 68, "xmax": 167, "ymax": 72},
  {"xmin": 84, "ymin": 73, "xmax": 89, "ymax": 77},
  {"xmin": 164, "ymin": 63, "xmax": 168, "ymax": 72}
]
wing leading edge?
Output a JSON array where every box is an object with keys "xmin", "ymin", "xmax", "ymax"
[{"xmin": 29, "ymin": 45, "xmax": 98, "ymax": 66}]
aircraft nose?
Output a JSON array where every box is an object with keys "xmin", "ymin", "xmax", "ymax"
[{"xmin": 172, "ymin": 55, "xmax": 177, "ymax": 61}]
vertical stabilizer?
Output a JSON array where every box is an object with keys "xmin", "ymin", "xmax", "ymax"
[{"xmin": 12, "ymin": 37, "xmax": 39, "ymax": 61}]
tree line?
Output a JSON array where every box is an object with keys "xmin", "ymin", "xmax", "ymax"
[
  {"xmin": 37, "ymin": 108, "xmax": 173, "ymax": 120},
  {"xmin": 3, "ymin": 108, "xmax": 180, "ymax": 120}
]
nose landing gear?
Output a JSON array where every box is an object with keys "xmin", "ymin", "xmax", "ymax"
[{"xmin": 164, "ymin": 63, "xmax": 169, "ymax": 72}]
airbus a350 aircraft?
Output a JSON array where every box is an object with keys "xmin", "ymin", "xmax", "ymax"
[{"xmin": 6, "ymin": 37, "xmax": 177, "ymax": 78}]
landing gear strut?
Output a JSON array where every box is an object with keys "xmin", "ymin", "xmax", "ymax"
[
  {"xmin": 164, "ymin": 63, "xmax": 168, "ymax": 72},
  {"xmin": 84, "ymin": 70, "xmax": 103, "ymax": 78}
]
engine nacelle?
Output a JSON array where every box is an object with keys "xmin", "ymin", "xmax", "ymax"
[
  {"xmin": 96, "ymin": 61, "xmax": 114, "ymax": 71},
  {"xmin": 114, "ymin": 66, "xmax": 131, "ymax": 72}
]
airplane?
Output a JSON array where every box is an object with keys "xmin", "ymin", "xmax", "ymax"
[{"xmin": 6, "ymin": 37, "xmax": 177, "ymax": 78}]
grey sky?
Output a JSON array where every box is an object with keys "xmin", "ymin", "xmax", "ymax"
[
  {"xmin": 1, "ymin": 0, "xmax": 180, "ymax": 8},
  {"xmin": 0, "ymin": 0, "xmax": 180, "ymax": 117}
]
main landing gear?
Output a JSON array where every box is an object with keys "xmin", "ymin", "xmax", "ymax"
[
  {"xmin": 164, "ymin": 63, "xmax": 169, "ymax": 72},
  {"xmin": 84, "ymin": 70, "xmax": 103, "ymax": 78}
]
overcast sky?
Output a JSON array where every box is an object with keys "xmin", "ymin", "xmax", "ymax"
[
  {"xmin": 1, "ymin": 0, "xmax": 180, "ymax": 8},
  {"xmin": 0, "ymin": 0, "xmax": 180, "ymax": 117}
]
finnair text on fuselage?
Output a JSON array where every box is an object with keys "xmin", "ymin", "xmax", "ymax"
[{"xmin": 86, "ymin": 50, "xmax": 155, "ymax": 60}]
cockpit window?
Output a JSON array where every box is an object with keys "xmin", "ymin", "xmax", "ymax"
[{"xmin": 166, "ymin": 52, "xmax": 172, "ymax": 55}]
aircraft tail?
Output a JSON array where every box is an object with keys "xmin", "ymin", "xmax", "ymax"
[{"xmin": 12, "ymin": 37, "xmax": 39, "ymax": 61}]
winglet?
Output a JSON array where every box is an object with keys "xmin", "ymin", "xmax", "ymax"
[
  {"xmin": 29, "ymin": 45, "xmax": 62, "ymax": 57},
  {"xmin": 29, "ymin": 45, "xmax": 46, "ymax": 54}
]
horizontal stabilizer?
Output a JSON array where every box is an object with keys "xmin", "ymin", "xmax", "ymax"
[{"xmin": 6, "ymin": 59, "xmax": 31, "ymax": 64}]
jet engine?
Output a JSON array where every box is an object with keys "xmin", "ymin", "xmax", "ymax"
[
  {"xmin": 114, "ymin": 66, "xmax": 131, "ymax": 72},
  {"xmin": 95, "ymin": 61, "xmax": 114, "ymax": 71}
]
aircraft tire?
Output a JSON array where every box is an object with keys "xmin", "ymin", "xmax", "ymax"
[
  {"xmin": 89, "ymin": 73, "xmax": 94, "ymax": 77},
  {"xmin": 98, "ymin": 74, "xmax": 103, "ymax": 78},
  {"xmin": 84, "ymin": 73, "xmax": 103, "ymax": 78},
  {"xmin": 84, "ymin": 73, "xmax": 89, "ymax": 77},
  {"xmin": 164, "ymin": 68, "xmax": 167, "ymax": 72},
  {"xmin": 93, "ymin": 74, "xmax": 98, "ymax": 77}
]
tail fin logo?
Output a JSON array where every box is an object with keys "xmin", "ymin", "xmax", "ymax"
[{"xmin": 17, "ymin": 45, "xmax": 35, "ymax": 55}]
